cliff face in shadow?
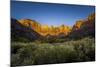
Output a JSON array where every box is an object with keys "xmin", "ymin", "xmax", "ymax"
[
  {"xmin": 11, "ymin": 13, "xmax": 95, "ymax": 42},
  {"xmin": 11, "ymin": 18, "xmax": 42, "ymax": 42}
]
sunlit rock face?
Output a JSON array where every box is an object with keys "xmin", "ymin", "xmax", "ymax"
[
  {"xmin": 72, "ymin": 13, "xmax": 95, "ymax": 31},
  {"xmin": 11, "ymin": 18, "xmax": 42, "ymax": 41},
  {"xmin": 72, "ymin": 20, "xmax": 84, "ymax": 31},
  {"xmin": 18, "ymin": 19, "xmax": 72, "ymax": 36},
  {"xmin": 17, "ymin": 13, "xmax": 95, "ymax": 37}
]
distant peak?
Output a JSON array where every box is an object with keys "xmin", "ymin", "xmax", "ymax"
[{"xmin": 19, "ymin": 18, "xmax": 37, "ymax": 22}]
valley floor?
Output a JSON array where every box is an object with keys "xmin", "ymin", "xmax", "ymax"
[{"xmin": 11, "ymin": 37, "xmax": 95, "ymax": 66}]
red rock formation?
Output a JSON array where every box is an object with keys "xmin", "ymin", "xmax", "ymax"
[{"xmin": 18, "ymin": 19, "xmax": 72, "ymax": 36}]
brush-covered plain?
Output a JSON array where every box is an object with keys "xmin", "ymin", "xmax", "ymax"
[{"xmin": 11, "ymin": 37, "xmax": 95, "ymax": 66}]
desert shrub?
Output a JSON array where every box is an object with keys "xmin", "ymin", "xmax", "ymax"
[
  {"xmin": 17, "ymin": 45, "xmax": 36, "ymax": 65},
  {"xmin": 11, "ymin": 37, "xmax": 95, "ymax": 66},
  {"xmin": 11, "ymin": 42, "xmax": 25, "ymax": 54},
  {"xmin": 11, "ymin": 43, "xmax": 38, "ymax": 66},
  {"xmin": 11, "ymin": 54, "xmax": 20, "ymax": 66},
  {"xmin": 72, "ymin": 37, "xmax": 95, "ymax": 61},
  {"xmin": 33, "ymin": 44, "xmax": 78, "ymax": 64}
]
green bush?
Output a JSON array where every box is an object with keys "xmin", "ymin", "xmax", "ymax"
[{"xmin": 11, "ymin": 37, "xmax": 95, "ymax": 66}]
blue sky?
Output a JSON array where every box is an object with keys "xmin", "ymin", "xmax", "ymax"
[{"xmin": 11, "ymin": 1, "xmax": 95, "ymax": 26}]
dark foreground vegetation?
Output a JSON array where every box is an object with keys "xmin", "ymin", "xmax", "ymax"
[{"xmin": 11, "ymin": 37, "xmax": 95, "ymax": 66}]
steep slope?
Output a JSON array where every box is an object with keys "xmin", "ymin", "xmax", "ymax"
[
  {"xmin": 11, "ymin": 18, "xmax": 42, "ymax": 42},
  {"xmin": 72, "ymin": 20, "xmax": 84, "ymax": 31},
  {"xmin": 68, "ymin": 13, "xmax": 95, "ymax": 39},
  {"xmin": 18, "ymin": 19, "xmax": 72, "ymax": 36},
  {"xmin": 11, "ymin": 13, "xmax": 95, "ymax": 41}
]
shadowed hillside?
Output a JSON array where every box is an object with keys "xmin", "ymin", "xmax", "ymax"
[
  {"xmin": 11, "ymin": 18, "xmax": 42, "ymax": 42},
  {"xmin": 11, "ymin": 13, "xmax": 95, "ymax": 42},
  {"xmin": 68, "ymin": 13, "xmax": 95, "ymax": 40}
]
